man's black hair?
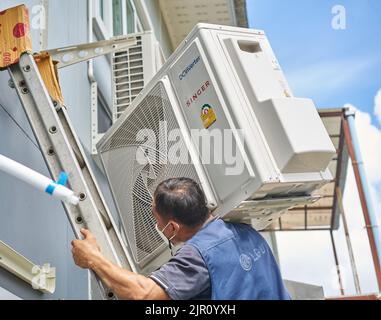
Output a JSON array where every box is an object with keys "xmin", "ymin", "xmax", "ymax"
[{"xmin": 153, "ymin": 177, "xmax": 209, "ymax": 228}]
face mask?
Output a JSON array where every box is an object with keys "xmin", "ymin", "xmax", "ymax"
[{"xmin": 155, "ymin": 222, "xmax": 178, "ymax": 255}]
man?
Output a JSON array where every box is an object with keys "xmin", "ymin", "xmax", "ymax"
[{"xmin": 72, "ymin": 177, "xmax": 291, "ymax": 300}]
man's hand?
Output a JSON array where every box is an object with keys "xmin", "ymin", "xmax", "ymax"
[
  {"xmin": 71, "ymin": 229, "xmax": 169, "ymax": 300},
  {"xmin": 71, "ymin": 229, "xmax": 103, "ymax": 269}
]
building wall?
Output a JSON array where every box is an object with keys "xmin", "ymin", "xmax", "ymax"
[
  {"xmin": 0, "ymin": 0, "xmax": 173, "ymax": 300},
  {"xmin": 144, "ymin": 0, "xmax": 173, "ymax": 57},
  {"xmin": 0, "ymin": 0, "xmax": 90, "ymax": 300}
]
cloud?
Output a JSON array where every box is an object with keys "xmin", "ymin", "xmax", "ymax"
[
  {"xmin": 275, "ymin": 230, "xmax": 340, "ymax": 295},
  {"xmin": 343, "ymin": 102, "xmax": 381, "ymax": 228},
  {"xmin": 275, "ymin": 94, "xmax": 381, "ymax": 297},
  {"xmin": 339, "ymin": 99, "xmax": 381, "ymax": 294},
  {"xmin": 286, "ymin": 57, "xmax": 377, "ymax": 99},
  {"xmin": 342, "ymin": 167, "xmax": 378, "ymax": 294},
  {"xmin": 345, "ymin": 103, "xmax": 381, "ymax": 191},
  {"xmin": 374, "ymin": 89, "xmax": 381, "ymax": 126}
]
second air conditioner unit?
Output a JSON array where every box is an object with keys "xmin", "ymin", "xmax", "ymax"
[
  {"xmin": 112, "ymin": 31, "xmax": 164, "ymax": 122},
  {"xmin": 97, "ymin": 24, "xmax": 336, "ymax": 271},
  {"xmin": 91, "ymin": 31, "xmax": 164, "ymax": 158}
]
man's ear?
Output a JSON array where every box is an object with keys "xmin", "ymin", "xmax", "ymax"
[{"xmin": 171, "ymin": 221, "xmax": 181, "ymax": 234}]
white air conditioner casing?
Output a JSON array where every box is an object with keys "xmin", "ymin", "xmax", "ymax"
[{"xmin": 98, "ymin": 24, "xmax": 335, "ymax": 271}]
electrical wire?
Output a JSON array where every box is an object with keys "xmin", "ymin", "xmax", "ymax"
[{"xmin": 0, "ymin": 101, "xmax": 40, "ymax": 151}]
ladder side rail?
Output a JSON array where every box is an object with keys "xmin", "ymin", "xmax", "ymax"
[
  {"xmin": 56, "ymin": 103, "xmax": 137, "ymax": 272},
  {"xmin": 8, "ymin": 53, "xmax": 132, "ymax": 299}
]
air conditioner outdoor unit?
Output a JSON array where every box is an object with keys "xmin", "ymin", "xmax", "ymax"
[
  {"xmin": 112, "ymin": 31, "xmax": 164, "ymax": 122},
  {"xmin": 97, "ymin": 24, "xmax": 335, "ymax": 271}
]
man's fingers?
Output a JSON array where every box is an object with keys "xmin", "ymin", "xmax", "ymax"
[{"xmin": 80, "ymin": 228, "xmax": 94, "ymax": 239}]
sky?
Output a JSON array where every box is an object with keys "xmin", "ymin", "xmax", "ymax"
[{"xmin": 246, "ymin": 0, "xmax": 381, "ymax": 297}]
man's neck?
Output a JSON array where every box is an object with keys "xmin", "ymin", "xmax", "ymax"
[
  {"xmin": 203, "ymin": 214, "xmax": 217, "ymax": 226},
  {"xmin": 180, "ymin": 214, "xmax": 215, "ymax": 242}
]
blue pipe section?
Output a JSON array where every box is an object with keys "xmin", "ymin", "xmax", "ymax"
[
  {"xmin": 44, "ymin": 172, "xmax": 68, "ymax": 196},
  {"xmin": 346, "ymin": 110, "xmax": 381, "ymax": 270}
]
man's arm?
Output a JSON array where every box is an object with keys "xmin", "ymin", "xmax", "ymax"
[{"xmin": 71, "ymin": 229, "xmax": 170, "ymax": 300}]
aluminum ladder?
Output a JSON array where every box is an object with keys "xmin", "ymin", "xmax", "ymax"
[{"xmin": 5, "ymin": 37, "xmax": 138, "ymax": 299}]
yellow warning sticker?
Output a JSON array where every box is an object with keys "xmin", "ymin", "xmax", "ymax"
[{"xmin": 201, "ymin": 104, "xmax": 217, "ymax": 129}]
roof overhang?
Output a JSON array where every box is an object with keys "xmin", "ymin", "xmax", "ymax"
[{"xmin": 158, "ymin": 0, "xmax": 248, "ymax": 50}]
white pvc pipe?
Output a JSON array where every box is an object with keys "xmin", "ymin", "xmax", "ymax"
[{"xmin": 0, "ymin": 154, "xmax": 79, "ymax": 205}]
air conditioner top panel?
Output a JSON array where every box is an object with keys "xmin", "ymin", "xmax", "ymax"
[{"xmin": 187, "ymin": 23, "xmax": 266, "ymax": 39}]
